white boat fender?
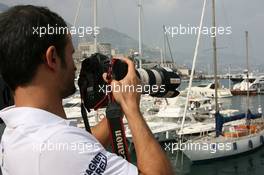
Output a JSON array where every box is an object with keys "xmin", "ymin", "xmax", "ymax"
[{"xmin": 258, "ymin": 105, "xmax": 262, "ymax": 115}]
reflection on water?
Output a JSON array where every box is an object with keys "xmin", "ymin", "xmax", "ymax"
[
  {"xmin": 168, "ymin": 146, "xmax": 264, "ymax": 175},
  {"xmin": 221, "ymin": 95, "xmax": 264, "ymax": 113}
]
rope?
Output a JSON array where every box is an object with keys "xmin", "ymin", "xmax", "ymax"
[
  {"xmin": 73, "ymin": 0, "xmax": 82, "ymax": 27},
  {"xmin": 179, "ymin": 0, "xmax": 207, "ymax": 137}
]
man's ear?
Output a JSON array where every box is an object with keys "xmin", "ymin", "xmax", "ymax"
[{"xmin": 44, "ymin": 46, "xmax": 59, "ymax": 71}]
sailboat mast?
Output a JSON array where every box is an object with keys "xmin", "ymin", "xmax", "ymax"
[
  {"xmin": 246, "ymin": 31, "xmax": 250, "ymax": 111},
  {"xmin": 212, "ymin": 0, "xmax": 219, "ymax": 112},
  {"xmin": 138, "ymin": 0, "xmax": 142, "ymax": 68},
  {"xmin": 228, "ymin": 64, "xmax": 231, "ymax": 90},
  {"xmin": 93, "ymin": 0, "xmax": 98, "ymax": 52},
  {"xmin": 163, "ymin": 25, "xmax": 166, "ymax": 66},
  {"xmin": 163, "ymin": 25, "xmax": 175, "ymax": 66},
  {"xmin": 160, "ymin": 48, "xmax": 163, "ymax": 65}
]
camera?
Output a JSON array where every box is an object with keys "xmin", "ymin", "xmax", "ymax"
[{"xmin": 78, "ymin": 53, "xmax": 181, "ymax": 111}]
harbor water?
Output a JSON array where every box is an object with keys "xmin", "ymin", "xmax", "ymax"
[{"xmin": 169, "ymin": 147, "xmax": 264, "ymax": 175}]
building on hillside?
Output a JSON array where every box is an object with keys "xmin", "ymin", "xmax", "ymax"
[{"xmin": 74, "ymin": 42, "xmax": 112, "ymax": 60}]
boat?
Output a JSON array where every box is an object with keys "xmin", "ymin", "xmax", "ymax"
[
  {"xmin": 145, "ymin": 96, "xmax": 213, "ymax": 116},
  {"xmin": 125, "ymin": 96, "xmax": 218, "ymax": 142},
  {"xmin": 142, "ymin": 96, "xmax": 239, "ymax": 139},
  {"xmin": 230, "ymin": 76, "xmax": 264, "ymax": 96},
  {"xmin": 125, "ymin": 121, "xmax": 179, "ymax": 143},
  {"xmin": 230, "ymin": 73, "xmax": 256, "ymax": 84},
  {"xmin": 231, "ymin": 75, "xmax": 264, "ymax": 95},
  {"xmin": 187, "ymin": 82, "xmax": 232, "ymax": 98},
  {"xmin": 231, "ymin": 78, "xmax": 258, "ymax": 95},
  {"xmin": 63, "ymin": 92, "xmax": 106, "ymax": 127},
  {"xmin": 182, "ymin": 112, "xmax": 264, "ymax": 162},
  {"xmin": 250, "ymin": 75, "xmax": 264, "ymax": 93},
  {"xmin": 230, "ymin": 33, "xmax": 262, "ymax": 95}
]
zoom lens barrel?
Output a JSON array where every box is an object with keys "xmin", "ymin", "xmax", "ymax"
[{"xmin": 135, "ymin": 67, "xmax": 181, "ymax": 97}]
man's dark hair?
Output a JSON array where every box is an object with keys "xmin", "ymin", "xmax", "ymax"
[
  {"xmin": 0, "ymin": 75, "xmax": 13, "ymax": 111},
  {"xmin": 0, "ymin": 5, "xmax": 68, "ymax": 91}
]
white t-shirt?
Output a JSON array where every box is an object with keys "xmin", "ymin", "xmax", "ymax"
[{"xmin": 0, "ymin": 106, "xmax": 138, "ymax": 175}]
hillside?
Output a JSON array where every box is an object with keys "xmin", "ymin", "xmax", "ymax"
[{"xmin": 76, "ymin": 27, "xmax": 161, "ymax": 60}]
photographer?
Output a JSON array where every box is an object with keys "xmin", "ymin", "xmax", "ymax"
[{"xmin": 0, "ymin": 5, "xmax": 173, "ymax": 175}]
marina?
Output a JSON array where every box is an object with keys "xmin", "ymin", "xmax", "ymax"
[{"xmin": 1, "ymin": 0, "xmax": 264, "ymax": 174}]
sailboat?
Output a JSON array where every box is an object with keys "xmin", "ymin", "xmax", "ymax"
[
  {"xmin": 231, "ymin": 32, "xmax": 258, "ymax": 96},
  {"xmin": 182, "ymin": 0, "xmax": 264, "ymax": 163},
  {"xmin": 183, "ymin": 111, "xmax": 264, "ymax": 162}
]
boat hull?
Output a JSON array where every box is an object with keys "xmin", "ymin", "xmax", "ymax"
[
  {"xmin": 183, "ymin": 130, "xmax": 264, "ymax": 162},
  {"xmin": 230, "ymin": 89, "xmax": 257, "ymax": 96}
]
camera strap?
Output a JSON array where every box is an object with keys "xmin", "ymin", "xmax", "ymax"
[
  {"xmin": 81, "ymin": 102, "xmax": 91, "ymax": 133},
  {"xmin": 105, "ymin": 58, "xmax": 130, "ymax": 161},
  {"xmin": 81, "ymin": 95, "xmax": 130, "ymax": 161},
  {"xmin": 106, "ymin": 100, "xmax": 130, "ymax": 161}
]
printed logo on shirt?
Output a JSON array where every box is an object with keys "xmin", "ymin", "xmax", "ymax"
[{"xmin": 85, "ymin": 152, "xmax": 107, "ymax": 175}]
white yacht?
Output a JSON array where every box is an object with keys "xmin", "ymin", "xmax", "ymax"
[
  {"xmin": 231, "ymin": 75, "xmax": 264, "ymax": 95},
  {"xmin": 184, "ymin": 83, "xmax": 232, "ymax": 98},
  {"xmin": 230, "ymin": 73, "xmax": 256, "ymax": 84},
  {"xmin": 250, "ymin": 75, "xmax": 264, "ymax": 93}
]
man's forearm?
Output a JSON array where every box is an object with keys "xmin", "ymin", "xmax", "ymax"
[
  {"xmin": 91, "ymin": 118, "xmax": 110, "ymax": 148},
  {"xmin": 125, "ymin": 110, "xmax": 174, "ymax": 175}
]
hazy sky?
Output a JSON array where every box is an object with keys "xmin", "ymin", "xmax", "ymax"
[{"xmin": 1, "ymin": 0, "xmax": 264, "ymax": 68}]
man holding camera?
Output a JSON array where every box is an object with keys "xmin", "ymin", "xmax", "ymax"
[{"xmin": 0, "ymin": 5, "xmax": 174, "ymax": 175}]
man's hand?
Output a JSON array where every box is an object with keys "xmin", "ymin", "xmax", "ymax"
[{"xmin": 103, "ymin": 57, "xmax": 141, "ymax": 115}]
